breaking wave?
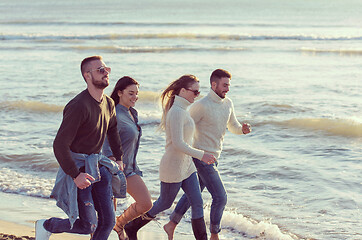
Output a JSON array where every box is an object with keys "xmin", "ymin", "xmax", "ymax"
[
  {"xmin": 2, "ymin": 33, "xmax": 361, "ymax": 42},
  {"xmin": 300, "ymin": 47, "xmax": 362, "ymax": 56},
  {"xmin": 274, "ymin": 118, "xmax": 362, "ymax": 138},
  {"xmin": 1, "ymin": 100, "xmax": 64, "ymax": 113}
]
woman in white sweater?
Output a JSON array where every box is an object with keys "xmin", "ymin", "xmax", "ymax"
[{"xmin": 124, "ymin": 75, "xmax": 216, "ymax": 240}]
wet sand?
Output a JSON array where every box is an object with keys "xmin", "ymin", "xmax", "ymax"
[
  {"xmin": 0, "ymin": 220, "xmax": 191, "ymax": 240},
  {"xmin": 0, "ymin": 233, "xmax": 34, "ymax": 240},
  {"xmin": 0, "ymin": 192, "xmax": 192, "ymax": 240}
]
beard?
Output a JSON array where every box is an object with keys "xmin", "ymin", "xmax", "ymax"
[
  {"xmin": 92, "ymin": 77, "xmax": 109, "ymax": 89},
  {"xmin": 214, "ymin": 88, "xmax": 226, "ymax": 99}
]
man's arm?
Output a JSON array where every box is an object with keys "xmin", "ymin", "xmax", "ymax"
[
  {"xmin": 169, "ymin": 109, "xmax": 204, "ymax": 160},
  {"xmin": 53, "ymin": 102, "xmax": 83, "ymax": 179},
  {"xmin": 106, "ymin": 105, "xmax": 123, "ymax": 161},
  {"xmin": 227, "ymin": 100, "xmax": 251, "ymax": 135}
]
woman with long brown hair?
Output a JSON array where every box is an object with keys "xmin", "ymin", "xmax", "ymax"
[
  {"xmin": 123, "ymin": 75, "xmax": 216, "ymax": 240},
  {"xmin": 102, "ymin": 76, "xmax": 152, "ymax": 239}
]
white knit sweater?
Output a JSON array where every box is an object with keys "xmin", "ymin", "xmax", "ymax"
[
  {"xmin": 189, "ymin": 89, "xmax": 244, "ymax": 159},
  {"xmin": 159, "ymin": 95, "xmax": 204, "ymax": 183}
]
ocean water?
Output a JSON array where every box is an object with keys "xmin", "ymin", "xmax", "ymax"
[{"xmin": 0, "ymin": 0, "xmax": 361, "ymax": 239}]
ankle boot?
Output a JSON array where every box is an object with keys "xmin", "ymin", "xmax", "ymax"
[
  {"xmin": 191, "ymin": 217, "xmax": 207, "ymax": 240},
  {"xmin": 124, "ymin": 212, "xmax": 154, "ymax": 240},
  {"xmin": 114, "ymin": 203, "xmax": 141, "ymax": 240}
]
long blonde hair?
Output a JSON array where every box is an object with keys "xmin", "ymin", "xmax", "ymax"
[{"xmin": 159, "ymin": 75, "xmax": 199, "ymax": 130}]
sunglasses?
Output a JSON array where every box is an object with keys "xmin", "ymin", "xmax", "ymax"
[
  {"xmin": 88, "ymin": 66, "xmax": 111, "ymax": 74},
  {"xmin": 186, "ymin": 88, "xmax": 200, "ymax": 96}
]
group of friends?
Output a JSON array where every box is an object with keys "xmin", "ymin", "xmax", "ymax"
[{"xmin": 35, "ymin": 55, "xmax": 251, "ymax": 240}]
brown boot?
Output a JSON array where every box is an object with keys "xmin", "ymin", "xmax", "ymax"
[{"xmin": 114, "ymin": 203, "xmax": 141, "ymax": 240}]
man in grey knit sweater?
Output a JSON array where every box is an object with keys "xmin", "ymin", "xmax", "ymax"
[{"xmin": 164, "ymin": 69, "xmax": 251, "ymax": 240}]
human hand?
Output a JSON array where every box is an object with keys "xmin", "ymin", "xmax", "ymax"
[
  {"xmin": 201, "ymin": 153, "xmax": 216, "ymax": 165},
  {"xmin": 116, "ymin": 160, "xmax": 124, "ymax": 171},
  {"xmin": 108, "ymin": 157, "xmax": 124, "ymax": 171},
  {"xmin": 74, "ymin": 172, "xmax": 95, "ymax": 189},
  {"xmin": 242, "ymin": 123, "xmax": 251, "ymax": 134}
]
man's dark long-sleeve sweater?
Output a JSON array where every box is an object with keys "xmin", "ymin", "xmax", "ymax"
[{"xmin": 53, "ymin": 89, "xmax": 123, "ymax": 178}]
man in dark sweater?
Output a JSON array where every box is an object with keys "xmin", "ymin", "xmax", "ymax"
[{"xmin": 35, "ymin": 56, "xmax": 123, "ymax": 240}]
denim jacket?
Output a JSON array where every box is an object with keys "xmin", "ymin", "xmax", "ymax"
[{"xmin": 51, "ymin": 151, "xmax": 126, "ymax": 227}]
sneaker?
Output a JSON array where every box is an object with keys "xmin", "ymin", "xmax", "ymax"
[{"xmin": 35, "ymin": 219, "xmax": 52, "ymax": 240}]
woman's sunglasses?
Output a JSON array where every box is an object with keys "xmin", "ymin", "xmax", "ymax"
[{"xmin": 186, "ymin": 88, "xmax": 200, "ymax": 96}]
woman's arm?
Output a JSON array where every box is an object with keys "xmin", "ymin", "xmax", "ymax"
[{"xmin": 168, "ymin": 109, "xmax": 204, "ymax": 160}]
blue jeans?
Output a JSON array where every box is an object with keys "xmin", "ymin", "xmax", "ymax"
[
  {"xmin": 44, "ymin": 166, "xmax": 115, "ymax": 240},
  {"xmin": 170, "ymin": 158, "xmax": 227, "ymax": 234},
  {"xmin": 148, "ymin": 172, "xmax": 204, "ymax": 220}
]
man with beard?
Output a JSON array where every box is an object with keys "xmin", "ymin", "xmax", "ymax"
[
  {"xmin": 161, "ymin": 69, "xmax": 251, "ymax": 240},
  {"xmin": 35, "ymin": 56, "xmax": 124, "ymax": 240}
]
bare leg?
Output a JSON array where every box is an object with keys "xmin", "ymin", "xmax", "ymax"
[
  {"xmin": 210, "ymin": 233, "xmax": 219, "ymax": 240},
  {"xmin": 114, "ymin": 174, "xmax": 152, "ymax": 239},
  {"xmin": 114, "ymin": 197, "xmax": 117, "ymax": 211},
  {"xmin": 163, "ymin": 220, "xmax": 177, "ymax": 240},
  {"xmin": 126, "ymin": 174, "xmax": 153, "ymax": 214}
]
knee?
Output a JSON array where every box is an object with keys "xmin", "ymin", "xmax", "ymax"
[
  {"xmin": 138, "ymin": 199, "xmax": 153, "ymax": 213},
  {"xmin": 80, "ymin": 221, "xmax": 97, "ymax": 234},
  {"xmin": 90, "ymin": 217, "xmax": 115, "ymax": 234},
  {"xmin": 142, "ymin": 199, "xmax": 153, "ymax": 213},
  {"xmin": 215, "ymin": 192, "xmax": 227, "ymax": 207},
  {"xmin": 151, "ymin": 196, "xmax": 173, "ymax": 214}
]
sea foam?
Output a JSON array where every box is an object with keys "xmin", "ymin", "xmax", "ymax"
[
  {"xmin": 204, "ymin": 208, "xmax": 297, "ymax": 240},
  {"xmin": 279, "ymin": 118, "xmax": 362, "ymax": 138},
  {"xmin": 1, "ymin": 100, "xmax": 63, "ymax": 113},
  {"xmin": 0, "ymin": 166, "xmax": 53, "ymax": 198},
  {"xmin": 300, "ymin": 47, "xmax": 362, "ymax": 56}
]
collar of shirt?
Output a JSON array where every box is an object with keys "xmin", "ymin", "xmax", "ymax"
[
  {"xmin": 174, "ymin": 95, "xmax": 191, "ymax": 110},
  {"xmin": 116, "ymin": 104, "xmax": 129, "ymax": 112},
  {"xmin": 208, "ymin": 88, "xmax": 224, "ymax": 103},
  {"xmin": 116, "ymin": 104, "xmax": 139, "ymax": 124}
]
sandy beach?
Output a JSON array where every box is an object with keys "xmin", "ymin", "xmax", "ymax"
[
  {"xmin": 0, "ymin": 220, "xmax": 88, "ymax": 240},
  {"xmin": 0, "ymin": 219, "xmax": 192, "ymax": 240},
  {"xmin": 0, "ymin": 192, "xmax": 192, "ymax": 240}
]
